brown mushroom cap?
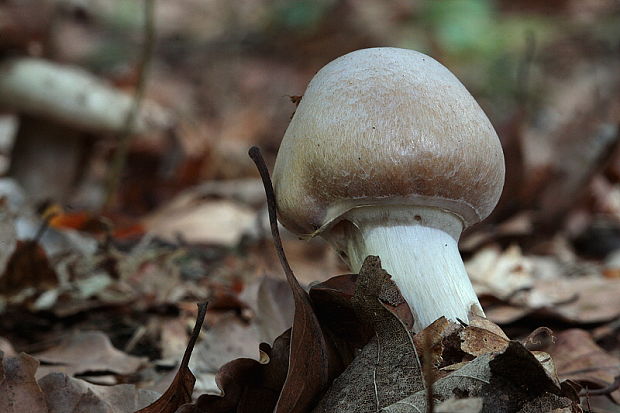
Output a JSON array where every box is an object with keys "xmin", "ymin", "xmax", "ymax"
[{"xmin": 273, "ymin": 47, "xmax": 505, "ymax": 237}]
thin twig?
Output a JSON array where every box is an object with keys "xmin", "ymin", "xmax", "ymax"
[{"xmin": 103, "ymin": 0, "xmax": 156, "ymax": 210}]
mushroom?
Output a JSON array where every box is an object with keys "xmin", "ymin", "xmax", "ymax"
[
  {"xmin": 0, "ymin": 57, "xmax": 170, "ymax": 203},
  {"xmin": 272, "ymin": 48, "xmax": 505, "ymax": 331}
]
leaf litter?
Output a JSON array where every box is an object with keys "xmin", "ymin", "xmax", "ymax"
[{"xmin": 2, "ymin": 146, "xmax": 618, "ymax": 412}]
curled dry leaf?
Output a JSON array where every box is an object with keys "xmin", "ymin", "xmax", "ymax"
[
  {"xmin": 0, "ymin": 352, "xmax": 47, "ymax": 413},
  {"xmin": 548, "ymin": 329, "xmax": 620, "ymax": 403},
  {"xmin": 250, "ymin": 146, "xmax": 330, "ymax": 412},
  {"xmin": 185, "ymin": 330, "xmax": 291, "ymax": 413},
  {"xmin": 521, "ymin": 327, "xmax": 556, "ymax": 352},
  {"xmin": 33, "ymin": 331, "xmax": 145, "ymax": 379},
  {"xmin": 412, "ymin": 314, "xmax": 509, "ymax": 368},
  {"xmin": 137, "ymin": 302, "xmax": 207, "ymax": 413}
]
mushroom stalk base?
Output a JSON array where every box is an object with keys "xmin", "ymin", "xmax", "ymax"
[{"xmin": 339, "ymin": 209, "xmax": 483, "ymax": 332}]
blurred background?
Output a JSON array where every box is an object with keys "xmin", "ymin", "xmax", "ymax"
[{"xmin": 1, "ymin": 0, "xmax": 620, "ymax": 407}]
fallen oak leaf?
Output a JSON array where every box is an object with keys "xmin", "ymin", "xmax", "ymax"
[{"xmin": 135, "ymin": 302, "xmax": 207, "ymax": 413}]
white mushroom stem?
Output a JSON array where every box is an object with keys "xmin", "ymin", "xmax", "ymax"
[{"xmin": 327, "ymin": 206, "xmax": 483, "ymax": 332}]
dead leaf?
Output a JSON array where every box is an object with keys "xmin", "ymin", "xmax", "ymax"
[
  {"xmin": 466, "ymin": 245, "xmax": 534, "ymax": 299},
  {"xmin": 521, "ymin": 327, "xmax": 556, "ymax": 351},
  {"xmin": 381, "ymin": 341, "xmax": 575, "ymax": 412},
  {"xmin": 189, "ymin": 313, "xmax": 260, "ymax": 394},
  {"xmin": 435, "ymin": 397, "xmax": 483, "ymax": 412},
  {"xmin": 39, "ymin": 372, "xmax": 159, "ymax": 413},
  {"xmin": 309, "ymin": 273, "xmax": 370, "ymax": 352},
  {"xmin": 0, "ymin": 352, "xmax": 47, "ymax": 413},
  {"xmin": 311, "ymin": 256, "xmax": 424, "ymax": 412},
  {"xmin": 548, "ymin": 329, "xmax": 620, "ymax": 403},
  {"xmin": 33, "ymin": 331, "xmax": 145, "ymax": 379},
  {"xmin": 249, "ymin": 147, "xmax": 329, "ymax": 412},
  {"xmin": 412, "ymin": 317, "xmax": 460, "ymax": 368},
  {"xmin": 486, "ymin": 276, "xmax": 620, "ymax": 325},
  {"xmin": 460, "ymin": 326, "xmax": 509, "ymax": 357},
  {"xmin": 536, "ymin": 276, "xmax": 620, "ymax": 323},
  {"xmin": 239, "ymin": 276, "xmax": 294, "ymax": 344},
  {"xmin": 186, "ymin": 329, "xmax": 291, "ymax": 413},
  {"xmin": 0, "ymin": 239, "xmax": 58, "ymax": 303},
  {"xmin": 137, "ymin": 302, "xmax": 207, "ymax": 413},
  {"xmin": 144, "ymin": 198, "xmax": 256, "ymax": 247}
]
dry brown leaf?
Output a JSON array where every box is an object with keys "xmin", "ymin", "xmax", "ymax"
[
  {"xmin": 137, "ymin": 302, "xmax": 207, "ymax": 413},
  {"xmin": 239, "ymin": 276, "xmax": 294, "ymax": 344},
  {"xmin": 311, "ymin": 256, "xmax": 424, "ymax": 412},
  {"xmin": 33, "ymin": 331, "xmax": 145, "ymax": 379},
  {"xmin": 468, "ymin": 313, "xmax": 510, "ymax": 340},
  {"xmin": 189, "ymin": 314, "xmax": 260, "ymax": 394},
  {"xmin": 381, "ymin": 341, "xmax": 575, "ymax": 412},
  {"xmin": 412, "ymin": 317, "xmax": 460, "ymax": 367},
  {"xmin": 548, "ymin": 329, "xmax": 620, "ymax": 403},
  {"xmin": 0, "ymin": 239, "xmax": 58, "ymax": 307},
  {"xmin": 460, "ymin": 326, "xmax": 509, "ymax": 357},
  {"xmin": 186, "ymin": 330, "xmax": 291, "ymax": 413},
  {"xmin": 486, "ymin": 276, "xmax": 620, "ymax": 325},
  {"xmin": 535, "ymin": 276, "xmax": 620, "ymax": 323},
  {"xmin": 309, "ymin": 273, "xmax": 370, "ymax": 352},
  {"xmin": 466, "ymin": 245, "xmax": 534, "ymax": 299},
  {"xmin": 144, "ymin": 198, "xmax": 256, "ymax": 247},
  {"xmin": 39, "ymin": 372, "xmax": 159, "ymax": 413},
  {"xmin": 521, "ymin": 327, "xmax": 557, "ymax": 352},
  {"xmin": 250, "ymin": 146, "xmax": 330, "ymax": 413},
  {"xmin": 0, "ymin": 352, "xmax": 47, "ymax": 413}
]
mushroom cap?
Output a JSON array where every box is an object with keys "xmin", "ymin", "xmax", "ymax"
[{"xmin": 273, "ymin": 47, "xmax": 505, "ymax": 237}]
